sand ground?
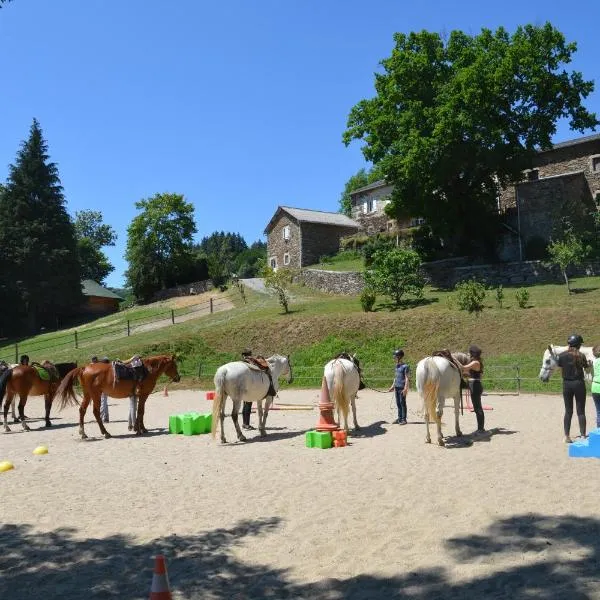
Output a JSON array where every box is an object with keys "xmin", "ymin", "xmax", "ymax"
[{"xmin": 1, "ymin": 388, "xmax": 599, "ymax": 599}]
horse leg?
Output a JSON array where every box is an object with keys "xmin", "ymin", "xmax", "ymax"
[
  {"xmin": 79, "ymin": 394, "xmax": 92, "ymax": 439},
  {"xmin": 44, "ymin": 393, "xmax": 53, "ymax": 427},
  {"xmin": 454, "ymin": 395, "xmax": 462, "ymax": 437},
  {"xmin": 232, "ymin": 399, "xmax": 246, "ymax": 442},
  {"xmin": 351, "ymin": 395, "xmax": 360, "ymax": 431},
  {"xmin": 219, "ymin": 396, "xmax": 227, "ymax": 444},
  {"xmin": 256, "ymin": 399, "xmax": 265, "ymax": 437},
  {"xmin": 135, "ymin": 396, "xmax": 148, "ymax": 435},
  {"xmin": 425, "ymin": 410, "xmax": 431, "ymax": 444},
  {"xmin": 262, "ymin": 396, "xmax": 273, "ymax": 436},
  {"xmin": 91, "ymin": 394, "xmax": 111, "ymax": 439},
  {"xmin": 436, "ymin": 395, "xmax": 445, "ymax": 447},
  {"xmin": 18, "ymin": 394, "xmax": 30, "ymax": 432},
  {"xmin": 3, "ymin": 393, "xmax": 12, "ymax": 432}
]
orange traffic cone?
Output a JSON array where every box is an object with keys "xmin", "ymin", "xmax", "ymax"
[
  {"xmin": 315, "ymin": 376, "xmax": 339, "ymax": 432},
  {"xmin": 149, "ymin": 555, "xmax": 172, "ymax": 599}
]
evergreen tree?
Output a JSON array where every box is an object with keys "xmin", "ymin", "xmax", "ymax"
[{"xmin": 0, "ymin": 119, "xmax": 82, "ymax": 332}]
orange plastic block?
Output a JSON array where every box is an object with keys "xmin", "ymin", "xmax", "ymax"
[
  {"xmin": 205, "ymin": 391, "xmax": 215, "ymax": 400},
  {"xmin": 332, "ymin": 430, "xmax": 347, "ymax": 447}
]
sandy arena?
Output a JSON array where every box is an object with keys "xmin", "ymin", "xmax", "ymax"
[{"xmin": 1, "ymin": 388, "xmax": 599, "ymax": 599}]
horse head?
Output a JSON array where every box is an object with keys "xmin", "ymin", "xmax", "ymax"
[
  {"xmin": 539, "ymin": 344, "xmax": 559, "ymax": 383},
  {"xmin": 267, "ymin": 354, "xmax": 293, "ymax": 384},
  {"xmin": 164, "ymin": 354, "xmax": 181, "ymax": 383}
]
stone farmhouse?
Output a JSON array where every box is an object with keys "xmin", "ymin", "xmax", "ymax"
[{"xmin": 264, "ymin": 206, "xmax": 359, "ymax": 269}]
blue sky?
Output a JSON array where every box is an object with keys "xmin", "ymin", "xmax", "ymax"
[{"xmin": 1, "ymin": 0, "xmax": 599, "ymax": 288}]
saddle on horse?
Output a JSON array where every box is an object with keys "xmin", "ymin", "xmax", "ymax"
[
  {"xmin": 112, "ymin": 356, "xmax": 147, "ymax": 385},
  {"xmin": 31, "ymin": 360, "xmax": 60, "ymax": 382},
  {"xmin": 335, "ymin": 352, "xmax": 366, "ymax": 390},
  {"xmin": 242, "ymin": 356, "xmax": 277, "ymax": 398},
  {"xmin": 432, "ymin": 349, "xmax": 468, "ymax": 389}
]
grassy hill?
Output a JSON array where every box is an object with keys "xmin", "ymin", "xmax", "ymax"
[{"xmin": 3, "ymin": 276, "xmax": 599, "ymax": 395}]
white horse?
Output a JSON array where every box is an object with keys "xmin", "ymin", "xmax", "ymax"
[
  {"xmin": 212, "ymin": 354, "xmax": 293, "ymax": 443},
  {"xmin": 538, "ymin": 345, "xmax": 595, "ymax": 382},
  {"xmin": 324, "ymin": 356, "xmax": 360, "ymax": 433},
  {"xmin": 416, "ymin": 352, "xmax": 469, "ymax": 447}
]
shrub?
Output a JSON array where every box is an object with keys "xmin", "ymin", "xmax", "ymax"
[
  {"xmin": 495, "ymin": 285, "xmax": 504, "ymax": 308},
  {"xmin": 515, "ymin": 288, "xmax": 529, "ymax": 308},
  {"xmin": 360, "ymin": 288, "xmax": 376, "ymax": 312},
  {"xmin": 454, "ymin": 279, "xmax": 486, "ymax": 314},
  {"xmin": 363, "ymin": 235, "xmax": 396, "ymax": 267}
]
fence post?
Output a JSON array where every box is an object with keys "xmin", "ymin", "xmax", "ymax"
[
  {"xmin": 171, "ymin": 309, "xmax": 175, "ymax": 325},
  {"xmin": 15, "ymin": 343, "xmax": 18, "ymax": 363},
  {"xmin": 210, "ymin": 298, "xmax": 214, "ymax": 313},
  {"xmin": 516, "ymin": 365, "xmax": 521, "ymax": 395},
  {"xmin": 127, "ymin": 320, "xmax": 130, "ymax": 336},
  {"xmin": 74, "ymin": 331, "xmax": 78, "ymax": 349}
]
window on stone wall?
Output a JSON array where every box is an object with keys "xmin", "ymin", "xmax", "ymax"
[
  {"xmin": 592, "ymin": 156, "xmax": 600, "ymax": 173},
  {"xmin": 270, "ymin": 257, "xmax": 277, "ymax": 269},
  {"xmin": 282, "ymin": 225, "xmax": 290, "ymax": 240},
  {"xmin": 283, "ymin": 253, "xmax": 290, "ymax": 265},
  {"xmin": 410, "ymin": 217, "xmax": 426, "ymax": 226},
  {"xmin": 367, "ymin": 198, "xmax": 377, "ymax": 212}
]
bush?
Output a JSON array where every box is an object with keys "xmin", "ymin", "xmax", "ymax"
[
  {"xmin": 515, "ymin": 288, "xmax": 529, "ymax": 308},
  {"xmin": 495, "ymin": 285, "xmax": 504, "ymax": 308},
  {"xmin": 454, "ymin": 279, "xmax": 486, "ymax": 314},
  {"xmin": 360, "ymin": 288, "xmax": 376, "ymax": 312},
  {"xmin": 363, "ymin": 235, "xmax": 396, "ymax": 267}
]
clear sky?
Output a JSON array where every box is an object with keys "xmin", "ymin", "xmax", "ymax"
[{"xmin": 1, "ymin": 0, "xmax": 599, "ymax": 288}]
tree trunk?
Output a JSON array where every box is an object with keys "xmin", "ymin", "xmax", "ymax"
[{"xmin": 563, "ymin": 269, "xmax": 571, "ymax": 294}]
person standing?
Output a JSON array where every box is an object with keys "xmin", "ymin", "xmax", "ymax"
[
  {"xmin": 592, "ymin": 345, "xmax": 600, "ymax": 430},
  {"xmin": 461, "ymin": 345, "xmax": 485, "ymax": 434},
  {"xmin": 388, "ymin": 349, "xmax": 409, "ymax": 425},
  {"xmin": 558, "ymin": 334, "xmax": 588, "ymax": 443},
  {"xmin": 241, "ymin": 348, "xmax": 255, "ymax": 430}
]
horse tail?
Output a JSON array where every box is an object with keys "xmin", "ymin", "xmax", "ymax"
[
  {"xmin": 55, "ymin": 367, "xmax": 83, "ymax": 411},
  {"xmin": 0, "ymin": 368, "xmax": 13, "ymax": 405},
  {"xmin": 212, "ymin": 367, "xmax": 227, "ymax": 439},
  {"xmin": 422, "ymin": 358, "xmax": 441, "ymax": 421},
  {"xmin": 332, "ymin": 360, "xmax": 348, "ymax": 425}
]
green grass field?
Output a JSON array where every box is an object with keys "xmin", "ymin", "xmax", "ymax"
[{"xmin": 3, "ymin": 275, "xmax": 599, "ymax": 395}]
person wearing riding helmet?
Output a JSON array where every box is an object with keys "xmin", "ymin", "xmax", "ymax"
[
  {"xmin": 388, "ymin": 349, "xmax": 409, "ymax": 425},
  {"xmin": 557, "ymin": 334, "xmax": 588, "ymax": 443},
  {"xmin": 461, "ymin": 345, "xmax": 485, "ymax": 434}
]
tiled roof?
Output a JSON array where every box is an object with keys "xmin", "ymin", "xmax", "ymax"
[
  {"xmin": 265, "ymin": 206, "xmax": 359, "ymax": 233},
  {"xmin": 81, "ymin": 279, "xmax": 124, "ymax": 300},
  {"xmin": 543, "ymin": 133, "xmax": 600, "ymax": 152},
  {"xmin": 348, "ymin": 180, "xmax": 389, "ymax": 196}
]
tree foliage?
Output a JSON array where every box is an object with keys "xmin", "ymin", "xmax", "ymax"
[
  {"xmin": 364, "ymin": 247, "xmax": 425, "ymax": 306},
  {"xmin": 547, "ymin": 230, "xmax": 590, "ymax": 294},
  {"xmin": 263, "ymin": 266, "xmax": 294, "ymax": 313},
  {"xmin": 0, "ymin": 119, "xmax": 82, "ymax": 333},
  {"xmin": 74, "ymin": 210, "xmax": 117, "ymax": 284},
  {"xmin": 454, "ymin": 279, "xmax": 487, "ymax": 314},
  {"xmin": 343, "ymin": 23, "xmax": 599, "ymax": 256},
  {"xmin": 125, "ymin": 193, "xmax": 197, "ymax": 301}
]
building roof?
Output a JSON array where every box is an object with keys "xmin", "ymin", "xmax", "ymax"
[
  {"xmin": 264, "ymin": 206, "xmax": 359, "ymax": 234},
  {"xmin": 81, "ymin": 279, "xmax": 124, "ymax": 300},
  {"xmin": 542, "ymin": 133, "xmax": 600, "ymax": 152},
  {"xmin": 348, "ymin": 180, "xmax": 389, "ymax": 196}
]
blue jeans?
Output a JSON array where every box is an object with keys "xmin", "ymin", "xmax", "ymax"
[
  {"xmin": 394, "ymin": 388, "xmax": 407, "ymax": 422},
  {"xmin": 592, "ymin": 393, "xmax": 600, "ymax": 428}
]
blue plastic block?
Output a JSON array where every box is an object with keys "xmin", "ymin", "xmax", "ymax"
[
  {"xmin": 568, "ymin": 439, "xmax": 600, "ymax": 458},
  {"xmin": 587, "ymin": 428, "xmax": 600, "ymax": 450}
]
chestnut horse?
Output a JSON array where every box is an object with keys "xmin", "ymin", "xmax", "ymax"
[
  {"xmin": 1, "ymin": 362, "xmax": 77, "ymax": 432},
  {"xmin": 55, "ymin": 354, "xmax": 180, "ymax": 439}
]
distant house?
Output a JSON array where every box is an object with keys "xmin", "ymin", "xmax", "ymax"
[
  {"xmin": 81, "ymin": 279, "xmax": 123, "ymax": 314},
  {"xmin": 264, "ymin": 206, "xmax": 359, "ymax": 269},
  {"xmin": 349, "ymin": 181, "xmax": 425, "ymax": 235}
]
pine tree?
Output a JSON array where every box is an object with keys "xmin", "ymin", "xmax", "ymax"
[{"xmin": 0, "ymin": 119, "xmax": 82, "ymax": 333}]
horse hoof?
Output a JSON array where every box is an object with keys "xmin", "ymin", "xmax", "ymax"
[
  {"xmin": 4, "ymin": 426, "xmax": 11, "ymax": 433},
  {"xmin": 259, "ymin": 429, "xmax": 266, "ymax": 437},
  {"xmin": 128, "ymin": 425, "xmax": 133, "ymax": 431},
  {"xmin": 354, "ymin": 425, "xmax": 361, "ymax": 431},
  {"xmin": 239, "ymin": 435, "xmax": 247, "ymax": 442},
  {"xmin": 45, "ymin": 421, "xmax": 52, "ymax": 428},
  {"xmin": 13, "ymin": 418, "xmax": 20, "ymax": 424},
  {"xmin": 220, "ymin": 438, "xmax": 227, "ymax": 444},
  {"xmin": 22, "ymin": 424, "xmax": 31, "ymax": 432},
  {"xmin": 456, "ymin": 431, "xmax": 463, "ymax": 437},
  {"xmin": 438, "ymin": 440, "xmax": 445, "ymax": 447},
  {"xmin": 141, "ymin": 428, "xmax": 148, "ymax": 434},
  {"xmin": 81, "ymin": 433, "xmax": 88, "ymax": 440},
  {"xmin": 425, "ymin": 438, "xmax": 431, "ymax": 444},
  {"xmin": 104, "ymin": 432, "xmax": 112, "ymax": 439}
]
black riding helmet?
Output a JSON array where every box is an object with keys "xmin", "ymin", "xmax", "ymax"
[
  {"xmin": 469, "ymin": 345, "xmax": 482, "ymax": 358},
  {"xmin": 393, "ymin": 349, "xmax": 404, "ymax": 358},
  {"xmin": 567, "ymin": 334, "xmax": 583, "ymax": 348}
]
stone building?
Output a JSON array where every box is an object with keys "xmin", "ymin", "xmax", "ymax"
[
  {"xmin": 264, "ymin": 206, "xmax": 359, "ymax": 269},
  {"xmin": 499, "ymin": 133, "xmax": 600, "ymax": 260},
  {"xmin": 348, "ymin": 180, "xmax": 424, "ymax": 235}
]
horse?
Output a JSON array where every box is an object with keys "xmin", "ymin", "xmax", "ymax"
[
  {"xmin": 0, "ymin": 361, "xmax": 77, "ymax": 432},
  {"xmin": 55, "ymin": 355, "xmax": 180, "ymax": 439},
  {"xmin": 416, "ymin": 352, "xmax": 470, "ymax": 446},
  {"xmin": 538, "ymin": 345, "xmax": 595, "ymax": 383},
  {"xmin": 212, "ymin": 355, "xmax": 292, "ymax": 443},
  {"xmin": 324, "ymin": 356, "xmax": 361, "ymax": 433}
]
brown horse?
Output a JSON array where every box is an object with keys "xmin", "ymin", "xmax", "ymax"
[
  {"xmin": 0, "ymin": 362, "xmax": 78, "ymax": 432},
  {"xmin": 55, "ymin": 354, "xmax": 180, "ymax": 439}
]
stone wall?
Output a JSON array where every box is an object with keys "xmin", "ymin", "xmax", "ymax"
[
  {"xmin": 267, "ymin": 214, "xmax": 301, "ymax": 269},
  {"xmin": 300, "ymin": 223, "xmax": 359, "ymax": 267},
  {"xmin": 152, "ymin": 279, "xmax": 213, "ymax": 301},
  {"xmin": 299, "ymin": 259, "xmax": 600, "ymax": 295}
]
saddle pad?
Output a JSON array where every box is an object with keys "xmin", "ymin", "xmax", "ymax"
[{"xmin": 33, "ymin": 366, "xmax": 51, "ymax": 381}]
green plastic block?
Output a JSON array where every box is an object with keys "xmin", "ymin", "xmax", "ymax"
[
  {"xmin": 182, "ymin": 412, "xmax": 202, "ymax": 436},
  {"xmin": 305, "ymin": 430, "xmax": 332, "ymax": 449},
  {"xmin": 169, "ymin": 414, "xmax": 183, "ymax": 434},
  {"xmin": 198, "ymin": 413, "xmax": 212, "ymax": 433}
]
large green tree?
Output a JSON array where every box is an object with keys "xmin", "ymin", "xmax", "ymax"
[
  {"xmin": 74, "ymin": 209, "xmax": 117, "ymax": 283},
  {"xmin": 343, "ymin": 23, "xmax": 599, "ymax": 255},
  {"xmin": 125, "ymin": 193, "xmax": 197, "ymax": 300},
  {"xmin": 0, "ymin": 119, "xmax": 82, "ymax": 333}
]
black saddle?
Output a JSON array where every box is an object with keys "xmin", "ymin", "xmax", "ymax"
[
  {"xmin": 113, "ymin": 357, "xmax": 147, "ymax": 383},
  {"xmin": 335, "ymin": 352, "xmax": 366, "ymax": 390}
]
